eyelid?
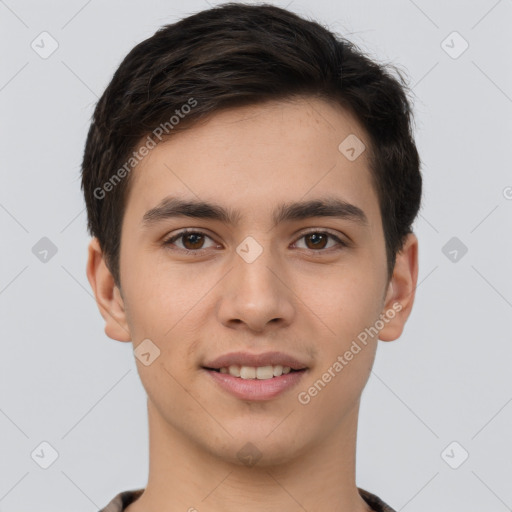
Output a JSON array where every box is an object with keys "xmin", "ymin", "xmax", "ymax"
[
  {"xmin": 162, "ymin": 228, "xmax": 219, "ymax": 251},
  {"xmin": 162, "ymin": 227, "xmax": 349, "ymax": 252},
  {"xmin": 295, "ymin": 227, "xmax": 348, "ymax": 241},
  {"xmin": 291, "ymin": 228, "xmax": 349, "ymax": 250}
]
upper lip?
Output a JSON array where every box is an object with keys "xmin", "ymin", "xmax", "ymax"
[{"xmin": 203, "ymin": 351, "xmax": 308, "ymax": 371}]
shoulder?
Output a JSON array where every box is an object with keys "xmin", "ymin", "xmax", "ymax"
[
  {"xmin": 358, "ymin": 487, "xmax": 397, "ymax": 512},
  {"xmin": 98, "ymin": 488, "xmax": 145, "ymax": 512}
]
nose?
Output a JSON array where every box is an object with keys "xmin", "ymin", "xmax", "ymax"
[{"xmin": 216, "ymin": 242, "xmax": 296, "ymax": 333}]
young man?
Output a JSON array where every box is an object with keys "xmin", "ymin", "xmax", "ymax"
[{"xmin": 82, "ymin": 3, "xmax": 421, "ymax": 511}]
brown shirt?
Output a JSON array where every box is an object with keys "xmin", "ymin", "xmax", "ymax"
[{"xmin": 98, "ymin": 487, "xmax": 396, "ymax": 512}]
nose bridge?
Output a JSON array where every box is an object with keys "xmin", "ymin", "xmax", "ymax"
[
  {"xmin": 217, "ymin": 234, "xmax": 295, "ymax": 330},
  {"xmin": 233, "ymin": 234, "xmax": 282, "ymax": 301}
]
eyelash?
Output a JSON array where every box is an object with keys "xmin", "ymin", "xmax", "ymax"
[{"xmin": 162, "ymin": 228, "xmax": 348, "ymax": 255}]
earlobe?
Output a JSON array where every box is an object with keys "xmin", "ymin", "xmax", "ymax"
[
  {"xmin": 378, "ymin": 233, "xmax": 419, "ymax": 342},
  {"xmin": 86, "ymin": 238, "xmax": 131, "ymax": 342}
]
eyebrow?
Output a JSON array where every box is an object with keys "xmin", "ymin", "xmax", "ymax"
[{"xmin": 141, "ymin": 195, "xmax": 369, "ymax": 228}]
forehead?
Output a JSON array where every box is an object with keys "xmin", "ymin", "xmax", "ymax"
[{"xmin": 123, "ymin": 96, "xmax": 380, "ymax": 227}]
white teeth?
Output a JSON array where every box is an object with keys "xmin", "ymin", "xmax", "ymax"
[
  {"xmin": 217, "ymin": 364, "xmax": 297, "ymax": 380},
  {"xmin": 228, "ymin": 365, "xmax": 240, "ymax": 377},
  {"xmin": 240, "ymin": 366, "xmax": 256, "ymax": 379},
  {"xmin": 256, "ymin": 366, "xmax": 274, "ymax": 380},
  {"xmin": 273, "ymin": 365, "xmax": 283, "ymax": 376}
]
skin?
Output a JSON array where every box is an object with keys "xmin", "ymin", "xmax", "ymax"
[{"xmin": 87, "ymin": 96, "xmax": 418, "ymax": 512}]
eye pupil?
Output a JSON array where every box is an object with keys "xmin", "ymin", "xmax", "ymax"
[
  {"xmin": 184, "ymin": 233, "xmax": 204, "ymax": 249},
  {"xmin": 306, "ymin": 233, "xmax": 328, "ymax": 249},
  {"xmin": 166, "ymin": 230, "xmax": 341, "ymax": 253}
]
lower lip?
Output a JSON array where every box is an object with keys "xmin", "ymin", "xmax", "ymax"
[{"xmin": 203, "ymin": 368, "xmax": 307, "ymax": 401}]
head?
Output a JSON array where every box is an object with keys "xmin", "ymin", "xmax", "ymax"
[{"xmin": 83, "ymin": 3, "xmax": 421, "ymax": 465}]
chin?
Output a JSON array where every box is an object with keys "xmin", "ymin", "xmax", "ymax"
[{"xmin": 202, "ymin": 428, "xmax": 312, "ymax": 469}]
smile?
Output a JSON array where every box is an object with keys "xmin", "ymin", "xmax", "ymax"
[
  {"xmin": 202, "ymin": 366, "xmax": 307, "ymax": 401},
  {"xmin": 208, "ymin": 364, "xmax": 296, "ymax": 380}
]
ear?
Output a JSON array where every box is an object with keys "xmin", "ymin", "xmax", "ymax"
[
  {"xmin": 86, "ymin": 237, "xmax": 131, "ymax": 342},
  {"xmin": 378, "ymin": 232, "xmax": 419, "ymax": 342}
]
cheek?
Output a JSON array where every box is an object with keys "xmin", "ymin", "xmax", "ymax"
[
  {"xmin": 296, "ymin": 344, "xmax": 376, "ymax": 436},
  {"xmin": 295, "ymin": 273, "xmax": 380, "ymax": 423},
  {"xmin": 121, "ymin": 248, "xmax": 215, "ymax": 339},
  {"xmin": 295, "ymin": 263, "xmax": 384, "ymax": 341},
  {"xmin": 121, "ymin": 256, "xmax": 212, "ymax": 403}
]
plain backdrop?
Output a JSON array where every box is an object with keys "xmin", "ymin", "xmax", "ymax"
[{"xmin": 1, "ymin": 1, "xmax": 511, "ymax": 511}]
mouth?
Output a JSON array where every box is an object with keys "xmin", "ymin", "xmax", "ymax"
[
  {"xmin": 202, "ymin": 364, "xmax": 306, "ymax": 380},
  {"xmin": 202, "ymin": 365, "xmax": 307, "ymax": 401},
  {"xmin": 201, "ymin": 351, "xmax": 309, "ymax": 400}
]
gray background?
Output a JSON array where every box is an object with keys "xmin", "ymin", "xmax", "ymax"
[{"xmin": 1, "ymin": 0, "xmax": 511, "ymax": 511}]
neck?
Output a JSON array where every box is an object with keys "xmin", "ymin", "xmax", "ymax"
[{"xmin": 127, "ymin": 398, "xmax": 372, "ymax": 512}]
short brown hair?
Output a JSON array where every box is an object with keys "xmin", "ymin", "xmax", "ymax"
[{"xmin": 81, "ymin": 2, "xmax": 422, "ymax": 287}]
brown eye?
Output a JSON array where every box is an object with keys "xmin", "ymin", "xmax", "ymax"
[
  {"xmin": 304, "ymin": 233, "xmax": 328, "ymax": 249},
  {"xmin": 294, "ymin": 231, "xmax": 347, "ymax": 251},
  {"xmin": 182, "ymin": 233, "xmax": 205, "ymax": 250},
  {"xmin": 163, "ymin": 230, "xmax": 217, "ymax": 252}
]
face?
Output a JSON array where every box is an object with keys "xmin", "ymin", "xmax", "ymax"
[{"xmin": 88, "ymin": 96, "xmax": 417, "ymax": 466}]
